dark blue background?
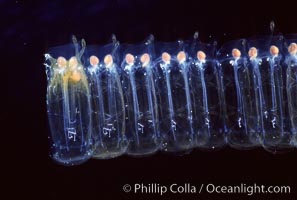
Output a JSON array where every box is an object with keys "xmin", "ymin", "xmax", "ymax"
[{"xmin": 2, "ymin": 0, "xmax": 297, "ymax": 199}]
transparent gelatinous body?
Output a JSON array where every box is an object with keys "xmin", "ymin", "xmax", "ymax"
[
  {"xmin": 187, "ymin": 39, "xmax": 227, "ymax": 150},
  {"xmin": 86, "ymin": 40, "xmax": 128, "ymax": 159},
  {"xmin": 45, "ymin": 29, "xmax": 297, "ymax": 164},
  {"xmin": 45, "ymin": 38, "xmax": 93, "ymax": 165},
  {"xmin": 246, "ymin": 52, "xmax": 266, "ymax": 147},
  {"xmin": 122, "ymin": 36, "xmax": 160, "ymax": 156},
  {"xmin": 248, "ymin": 35, "xmax": 292, "ymax": 153},
  {"xmin": 121, "ymin": 38, "xmax": 161, "ymax": 156},
  {"xmin": 219, "ymin": 39, "xmax": 261, "ymax": 149},
  {"xmin": 284, "ymin": 37, "xmax": 297, "ymax": 148},
  {"xmin": 154, "ymin": 41, "xmax": 194, "ymax": 153}
]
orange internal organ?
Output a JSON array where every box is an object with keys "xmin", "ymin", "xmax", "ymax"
[
  {"xmin": 104, "ymin": 54, "xmax": 113, "ymax": 68},
  {"xmin": 90, "ymin": 55, "xmax": 99, "ymax": 66},
  {"xmin": 141, "ymin": 53, "xmax": 150, "ymax": 67},
  {"xmin": 162, "ymin": 52, "xmax": 171, "ymax": 63},
  {"xmin": 248, "ymin": 47, "xmax": 258, "ymax": 59},
  {"xmin": 125, "ymin": 53, "xmax": 135, "ymax": 65},
  {"xmin": 197, "ymin": 51, "xmax": 206, "ymax": 62},
  {"xmin": 177, "ymin": 51, "xmax": 186, "ymax": 63},
  {"xmin": 270, "ymin": 45, "xmax": 279, "ymax": 56},
  {"xmin": 232, "ymin": 48, "xmax": 241, "ymax": 59}
]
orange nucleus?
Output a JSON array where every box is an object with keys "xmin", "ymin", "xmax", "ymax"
[
  {"xmin": 57, "ymin": 56, "xmax": 67, "ymax": 68},
  {"xmin": 125, "ymin": 53, "xmax": 135, "ymax": 65},
  {"xmin": 104, "ymin": 54, "xmax": 113, "ymax": 68},
  {"xmin": 288, "ymin": 43, "xmax": 297, "ymax": 55},
  {"xmin": 69, "ymin": 56, "xmax": 78, "ymax": 68},
  {"xmin": 232, "ymin": 48, "xmax": 241, "ymax": 59},
  {"xmin": 270, "ymin": 45, "xmax": 279, "ymax": 56},
  {"xmin": 248, "ymin": 47, "xmax": 258, "ymax": 59},
  {"xmin": 162, "ymin": 52, "xmax": 171, "ymax": 63},
  {"xmin": 90, "ymin": 55, "xmax": 99, "ymax": 66},
  {"xmin": 141, "ymin": 53, "xmax": 150, "ymax": 67},
  {"xmin": 197, "ymin": 51, "xmax": 206, "ymax": 62},
  {"xmin": 70, "ymin": 70, "xmax": 81, "ymax": 82},
  {"xmin": 177, "ymin": 51, "xmax": 186, "ymax": 63}
]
